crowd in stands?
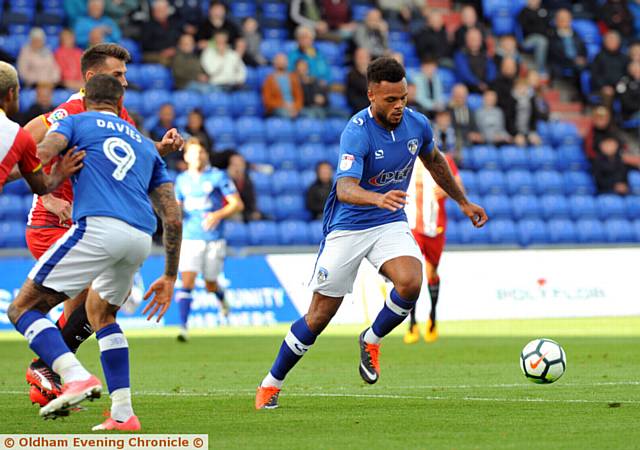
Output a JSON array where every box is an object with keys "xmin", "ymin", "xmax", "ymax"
[{"xmin": 3, "ymin": 0, "xmax": 640, "ymax": 246}]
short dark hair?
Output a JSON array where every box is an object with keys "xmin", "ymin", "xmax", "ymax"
[
  {"xmin": 80, "ymin": 43, "xmax": 131, "ymax": 75},
  {"xmin": 84, "ymin": 74, "xmax": 124, "ymax": 107},
  {"xmin": 366, "ymin": 57, "xmax": 405, "ymax": 85}
]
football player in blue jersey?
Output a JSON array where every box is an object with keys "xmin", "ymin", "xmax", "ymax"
[
  {"xmin": 256, "ymin": 57, "xmax": 488, "ymax": 409},
  {"xmin": 7, "ymin": 75, "xmax": 182, "ymax": 430},
  {"xmin": 174, "ymin": 138, "xmax": 244, "ymax": 341}
]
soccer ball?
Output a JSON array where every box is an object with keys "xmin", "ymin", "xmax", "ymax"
[{"xmin": 520, "ymin": 338, "xmax": 566, "ymax": 384}]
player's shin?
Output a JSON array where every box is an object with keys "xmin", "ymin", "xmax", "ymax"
[
  {"xmin": 365, "ymin": 289, "xmax": 415, "ymax": 344},
  {"xmin": 60, "ymin": 303, "xmax": 94, "ymax": 353},
  {"xmin": 96, "ymin": 323, "xmax": 134, "ymax": 422},
  {"xmin": 176, "ymin": 288, "xmax": 193, "ymax": 330},
  {"xmin": 261, "ymin": 317, "xmax": 318, "ymax": 388}
]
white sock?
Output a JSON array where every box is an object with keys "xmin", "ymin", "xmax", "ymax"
[
  {"xmin": 51, "ymin": 352, "xmax": 91, "ymax": 383},
  {"xmin": 111, "ymin": 388, "xmax": 134, "ymax": 422},
  {"xmin": 260, "ymin": 372, "xmax": 283, "ymax": 389},
  {"xmin": 364, "ymin": 327, "xmax": 382, "ymax": 345}
]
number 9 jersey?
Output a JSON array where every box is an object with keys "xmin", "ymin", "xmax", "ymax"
[{"xmin": 48, "ymin": 111, "xmax": 171, "ymax": 236}]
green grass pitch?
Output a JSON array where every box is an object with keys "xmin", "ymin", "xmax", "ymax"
[{"xmin": 1, "ymin": 317, "xmax": 639, "ymax": 449}]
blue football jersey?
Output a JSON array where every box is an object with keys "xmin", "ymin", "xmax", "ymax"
[
  {"xmin": 322, "ymin": 107, "xmax": 435, "ymax": 234},
  {"xmin": 50, "ymin": 111, "xmax": 171, "ymax": 235},
  {"xmin": 175, "ymin": 168, "xmax": 238, "ymax": 241}
]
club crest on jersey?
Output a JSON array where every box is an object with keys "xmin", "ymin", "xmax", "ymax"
[
  {"xmin": 317, "ymin": 267, "xmax": 329, "ymax": 283},
  {"xmin": 368, "ymin": 162, "xmax": 412, "ymax": 187},
  {"xmin": 407, "ymin": 138, "xmax": 419, "ymax": 155},
  {"xmin": 340, "ymin": 154, "xmax": 355, "ymax": 171},
  {"xmin": 49, "ymin": 108, "xmax": 69, "ymax": 123}
]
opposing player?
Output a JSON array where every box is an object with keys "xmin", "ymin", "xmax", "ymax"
[
  {"xmin": 7, "ymin": 74, "xmax": 182, "ymax": 429},
  {"xmin": 21, "ymin": 43, "xmax": 184, "ymax": 407},
  {"xmin": 403, "ymin": 154, "xmax": 463, "ymax": 344},
  {"xmin": 174, "ymin": 139, "xmax": 244, "ymax": 341},
  {"xmin": 255, "ymin": 57, "xmax": 488, "ymax": 409}
]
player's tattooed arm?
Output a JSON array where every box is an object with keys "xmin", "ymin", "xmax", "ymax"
[
  {"xmin": 150, "ymin": 182, "xmax": 183, "ymax": 277},
  {"xmin": 337, "ymin": 177, "xmax": 408, "ymax": 212},
  {"xmin": 36, "ymin": 132, "xmax": 69, "ymax": 165}
]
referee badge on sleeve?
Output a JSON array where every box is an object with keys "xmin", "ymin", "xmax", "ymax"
[{"xmin": 340, "ymin": 154, "xmax": 355, "ymax": 171}]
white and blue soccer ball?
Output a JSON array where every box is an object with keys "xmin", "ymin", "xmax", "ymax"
[{"xmin": 520, "ymin": 338, "xmax": 566, "ymax": 384}]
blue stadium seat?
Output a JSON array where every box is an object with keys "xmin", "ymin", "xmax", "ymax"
[
  {"xmin": 295, "ymin": 117, "xmax": 324, "ymax": 143},
  {"xmin": 535, "ymin": 170, "xmax": 564, "ymax": 195},
  {"xmin": 540, "ymin": 194, "xmax": 570, "ymax": 219},
  {"xmin": 556, "ymin": 145, "xmax": 589, "ymax": 171},
  {"xmin": 123, "ymin": 90, "xmax": 141, "ymax": 114},
  {"xmin": 171, "ymin": 90, "xmax": 202, "ymax": 116},
  {"xmin": 239, "ymin": 142, "xmax": 268, "ymax": 165},
  {"xmin": 265, "ymin": 117, "xmax": 295, "ymax": 143},
  {"xmin": 330, "ymin": 65, "xmax": 347, "ymax": 84},
  {"xmin": 261, "ymin": 2, "xmax": 288, "ymax": 22},
  {"xmin": 251, "ymin": 171, "xmax": 272, "ymax": 195},
  {"xmin": 500, "ymin": 145, "xmax": 529, "ymax": 170},
  {"xmin": 52, "ymin": 89, "xmax": 74, "ymax": 106},
  {"xmin": 259, "ymin": 39, "xmax": 284, "ymax": 61},
  {"xmin": 629, "ymin": 171, "xmax": 640, "ymax": 194},
  {"xmin": 467, "ymin": 93, "xmax": 483, "ymax": 111},
  {"xmin": 8, "ymin": 24, "xmax": 30, "ymax": 35},
  {"xmin": 299, "ymin": 143, "xmax": 327, "ymax": 169},
  {"xmin": 352, "ymin": 4, "xmax": 373, "ymax": 21},
  {"xmin": 257, "ymin": 65, "xmax": 274, "ymax": 86},
  {"xmin": 568, "ymin": 195, "xmax": 598, "ymax": 220},
  {"xmin": 445, "ymin": 198, "xmax": 466, "ymax": 221},
  {"xmin": 482, "ymin": 194, "xmax": 512, "ymax": 219},
  {"xmin": 323, "ymin": 118, "xmax": 346, "ymax": 144},
  {"xmin": 244, "ymin": 66, "xmax": 259, "ymax": 90},
  {"xmin": 278, "ymin": 220, "xmax": 310, "ymax": 245},
  {"xmin": 573, "ymin": 19, "xmax": 602, "ymax": 46},
  {"xmin": 625, "ymin": 195, "xmax": 640, "ymax": 220},
  {"xmin": 201, "ymin": 91, "xmax": 232, "ymax": 116},
  {"xmin": 268, "ymin": 143, "xmax": 298, "ymax": 170},
  {"xmin": 327, "ymin": 144, "xmax": 341, "ymax": 166},
  {"xmin": 550, "ymin": 122, "xmax": 581, "ymax": 147},
  {"xmin": 328, "ymin": 92, "xmax": 349, "ymax": 112},
  {"xmin": 231, "ymin": 91, "xmax": 262, "ymax": 117},
  {"xmin": 0, "ymin": 34, "xmax": 27, "ymax": 58},
  {"xmin": 316, "ymin": 41, "xmax": 344, "ymax": 66},
  {"xmin": 271, "ymin": 170, "xmax": 301, "ymax": 194},
  {"xmin": 275, "ymin": 194, "xmax": 310, "ymax": 220},
  {"xmin": 491, "ymin": 11, "xmax": 516, "ymax": 36},
  {"xmin": 575, "ymin": 218, "xmax": 605, "ymax": 243},
  {"xmin": 257, "ymin": 195, "xmax": 276, "ymax": 219},
  {"xmin": 476, "ymin": 169, "xmax": 506, "ymax": 195},
  {"xmin": 0, "ymin": 195, "xmax": 26, "ymax": 221},
  {"xmin": 604, "ymin": 219, "xmax": 635, "ymax": 243},
  {"xmin": 547, "ymin": 219, "xmax": 577, "ymax": 243},
  {"xmin": 458, "ymin": 170, "xmax": 477, "ymax": 194},
  {"xmin": 506, "ymin": 170, "xmax": 535, "ymax": 195},
  {"xmin": 141, "ymin": 89, "xmax": 172, "ymax": 117},
  {"xmin": 19, "ymin": 88, "xmax": 35, "ymax": 111},
  {"xmin": 308, "ymin": 220, "xmax": 324, "ymax": 245},
  {"xmin": 633, "ymin": 219, "xmax": 640, "ymax": 242},
  {"xmin": 470, "ymin": 145, "xmax": 500, "ymax": 170},
  {"xmin": 488, "ymin": 218, "xmax": 518, "ymax": 244},
  {"xmin": 445, "ymin": 220, "xmax": 460, "ymax": 244},
  {"xmin": 528, "ymin": 145, "xmax": 556, "ymax": 170},
  {"xmin": 564, "ymin": 171, "xmax": 595, "ymax": 195},
  {"xmin": 437, "ymin": 68, "xmax": 456, "ymax": 93},
  {"xmin": 0, "ymin": 221, "xmax": 26, "ymax": 248},
  {"xmin": 205, "ymin": 116, "xmax": 235, "ymax": 143},
  {"xmin": 511, "ymin": 194, "xmax": 541, "ymax": 219},
  {"xmin": 517, "ymin": 218, "xmax": 548, "ymax": 246},
  {"xmin": 235, "ymin": 116, "xmax": 266, "ymax": 143},
  {"xmin": 596, "ymin": 195, "xmax": 626, "ymax": 219},
  {"xmin": 249, "ymin": 221, "xmax": 279, "ymax": 245},
  {"xmin": 3, "ymin": 179, "xmax": 30, "ymax": 196},
  {"xmin": 224, "ymin": 221, "xmax": 249, "ymax": 247},
  {"xmin": 262, "ymin": 27, "xmax": 289, "ymax": 40},
  {"xmin": 301, "ymin": 170, "xmax": 316, "ymax": 189},
  {"xmin": 120, "ymin": 38, "xmax": 141, "ymax": 63},
  {"xmin": 536, "ymin": 121, "xmax": 551, "ymax": 145},
  {"xmin": 457, "ymin": 219, "xmax": 490, "ymax": 244},
  {"xmin": 140, "ymin": 64, "xmax": 173, "ymax": 90},
  {"xmin": 124, "ymin": 64, "xmax": 143, "ymax": 88},
  {"xmin": 230, "ymin": 1, "xmax": 257, "ymax": 19}
]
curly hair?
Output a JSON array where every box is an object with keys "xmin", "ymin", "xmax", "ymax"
[{"xmin": 366, "ymin": 57, "xmax": 405, "ymax": 85}]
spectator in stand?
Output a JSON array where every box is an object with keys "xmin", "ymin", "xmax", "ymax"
[
  {"xmin": 196, "ymin": 1, "xmax": 240, "ymax": 50},
  {"xmin": 227, "ymin": 152, "xmax": 261, "ymax": 222},
  {"xmin": 172, "ymin": 0, "xmax": 202, "ymax": 33},
  {"xmin": 592, "ymin": 137, "xmax": 630, "ymax": 194},
  {"xmin": 172, "ymin": 34, "xmax": 209, "ymax": 91},
  {"xmin": 150, "ymin": 103, "xmax": 177, "ymax": 142},
  {"xmin": 201, "ymin": 31, "xmax": 247, "ymax": 89},
  {"xmin": 630, "ymin": 41, "xmax": 640, "ymax": 63},
  {"xmin": 491, "ymin": 57, "xmax": 518, "ymax": 135},
  {"xmin": 517, "ymin": 0, "xmax": 550, "ymax": 75},
  {"xmin": 346, "ymin": 47, "xmax": 370, "ymax": 114},
  {"xmin": 262, "ymin": 53, "xmax": 304, "ymax": 118},
  {"xmin": 547, "ymin": 9, "xmax": 587, "ymax": 91},
  {"xmin": 591, "ymin": 31, "xmax": 629, "ymax": 109},
  {"xmin": 287, "ymin": 26, "xmax": 331, "ymax": 85},
  {"xmin": 141, "ymin": 0, "xmax": 183, "ymax": 66},
  {"xmin": 585, "ymin": 106, "xmax": 624, "ymax": 158},
  {"xmin": 377, "ymin": 0, "xmax": 423, "ymax": 26},
  {"xmin": 616, "ymin": 61, "xmax": 640, "ymax": 121},
  {"xmin": 17, "ymin": 28, "xmax": 61, "ymax": 88},
  {"xmin": 454, "ymin": 5, "xmax": 486, "ymax": 51},
  {"xmin": 20, "ymin": 83, "xmax": 54, "ymax": 125},
  {"xmin": 54, "ymin": 29, "xmax": 83, "ymax": 91},
  {"xmin": 449, "ymin": 83, "xmax": 484, "ymax": 146},
  {"xmin": 406, "ymin": 82, "xmax": 427, "ymax": 115},
  {"xmin": 353, "ymin": 8, "xmax": 389, "ymax": 59},
  {"xmin": 305, "ymin": 161, "xmax": 334, "ymax": 220},
  {"xmin": 320, "ymin": 0, "xmax": 356, "ymax": 35},
  {"xmin": 294, "ymin": 59, "xmax": 329, "ymax": 118},
  {"xmin": 289, "ymin": 0, "xmax": 331, "ymax": 38},
  {"xmin": 88, "ymin": 26, "xmax": 106, "ymax": 47},
  {"xmin": 494, "ymin": 35, "xmax": 521, "ymax": 70},
  {"xmin": 241, "ymin": 18, "xmax": 267, "ymax": 67},
  {"xmin": 527, "ymin": 69, "xmax": 551, "ymax": 121},
  {"xmin": 413, "ymin": 58, "xmax": 445, "ymax": 116},
  {"xmin": 601, "ymin": 0, "xmax": 635, "ymax": 41},
  {"xmin": 413, "ymin": 10, "xmax": 452, "ymax": 67},
  {"xmin": 511, "ymin": 77, "xmax": 544, "ymax": 146},
  {"xmin": 433, "ymin": 109, "xmax": 458, "ymax": 156},
  {"xmin": 475, "ymin": 90, "xmax": 512, "ymax": 145},
  {"xmin": 182, "ymin": 109, "xmax": 213, "ymax": 151},
  {"xmin": 104, "ymin": 0, "xmax": 137, "ymax": 31},
  {"xmin": 74, "ymin": 0, "xmax": 121, "ymax": 48},
  {"xmin": 454, "ymin": 28, "xmax": 496, "ymax": 93}
]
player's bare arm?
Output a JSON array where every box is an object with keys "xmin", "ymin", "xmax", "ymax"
[
  {"xmin": 23, "ymin": 150, "xmax": 85, "ymax": 196},
  {"xmin": 420, "ymin": 147, "xmax": 488, "ymax": 227},
  {"xmin": 144, "ymin": 182, "xmax": 183, "ymax": 322},
  {"xmin": 203, "ymin": 193, "xmax": 244, "ymax": 230},
  {"xmin": 337, "ymin": 176, "xmax": 408, "ymax": 212}
]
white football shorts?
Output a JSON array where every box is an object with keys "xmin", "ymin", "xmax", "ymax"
[
  {"xmin": 29, "ymin": 216, "xmax": 152, "ymax": 306},
  {"xmin": 178, "ymin": 239, "xmax": 226, "ymax": 281},
  {"xmin": 308, "ymin": 221, "xmax": 423, "ymax": 298}
]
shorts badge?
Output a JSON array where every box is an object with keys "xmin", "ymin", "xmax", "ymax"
[{"xmin": 317, "ymin": 267, "xmax": 329, "ymax": 283}]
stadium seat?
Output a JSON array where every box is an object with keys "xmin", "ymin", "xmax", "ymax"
[
  {"xmin": 261, "ymin": 2, "xmax": 288, "ymax": 22},
  {"xmin": 556, "ymin": 145, "xmax": 589, "ymax": 171},
  {"xmin": 437, "ymin": 68, "xmax": 456, "ymax": 93},
  {"xmin": 275, "ymin": 194, "xmax": 310, "ymax": 220},
  {"xmin": 19, "ymin": 88, "xmax": 35, "ymax": 111},
  {"xmin": 140, "ymin": 64, "xmax": 173, "ymax": 90},
  {"xmin": 308, "ymin": 220, "xmax": 324, "ymax": 245},
  {"xmin": 249, "ymin": 221, "xmax": 279, "ymax": 245},
  {"xmin": 265, "ymin": 117, "xmax": 295, "ymax": 143},
  {"xmin": 299, "ymin": 143, "xmax": 327, "ymax": 169},
  {"xmin": 482, "ymin": 194, "xmax": 512, "ymax": 219},
  {"xmin": 0, "ymin": 195, "xmax": 26, "ymax": 221},
  {"xmin": 204, "ymin": 116, "xmax": 235, "ymax": 143},
  {"xmin": 224, "ymin": 221, "xmax": 249, "ymax": 247},
  {"xmin": 278, "ymin": 220, "xmax": 310, "ymax": 245},
  {"xmin": 491, "ymin": 11, "xmax": 516, "ymax": 36},
  {"xmin": 0, "ymin": 221, "xmax": 26, "ymax": 248},
  {"xmin": 445, "ymin": 198, "xmax": 466, "ymax": 221},
  {"xmin": 550, "ymin": 122, "xmax": 581, "ymax": 147},
  {"xmin": 327, "ymin": 144, "xmax": 341, "ymax": 166},
  {"xmin": 445, "ymin": 220, "xmax": 460, "ymax": 244},
  {"xmin": 575, "ymin": 218, "xmax": 605, "ymax": 243},
  {"xmin": 328, "ymin": 92, "xmax": 349, "ymax": 113},
  {"xmin": 534, "ymin": 170, "xmax": 564, "ymax": 195},
  {"xmin": 239, "ymin": 142, "xmax": 268, "ymax": 165},
  {"xmin": 506, "ymin": 170, "xmax": 535, "ymax": 195},
  {"xmin": 625, "ymin": 195, "xmax": 640, "ymax": 220},
  {"xmin": 467, "ymin": 93, "xmax": 483, "ymax": 111},
  {"xmin": 510, "ymin": 194, "xmax": 541, "ymax": 219},
  {"xmin": 262, "ymin": 27, "xmax": 289, "ymax": 40},
  {"xmin": 330, "ymin": 65, "xmax": 347, "ymax": 84},
  {"xmin": 457, "ymin": 219, "xmax": 490, "ymax": 244},
  {"xmin": 629, "ymin": 171, "xmax": 640, "ymax": 194},
  {"xmin": 3, "ymin": 179, "xmax": 30, "ymax": 196},
  {"xmin": 235, "ymin": 116, "xmax": 266, "ymax": 143},
  {"xmin": 231, "ymin": 91, "xmax": 262, "ymax": 117},
  {"xmin": 171, "ymin": 90, "xmax": 202, "ymax": 116},
  {"xmin": 251, "ymin": 171, "xmax": 272, "ymax": 195},
  {"xmin": 540, "ymin": 194, "xmax": 570, "ymax": 219},
  {"xmin": 596, "ymin": 195, "xmax": 626, "ymax": 220},
  {"xmin": 323, "ymin": 118, "xmax": 346, "ymax": 144},
  {"xmin": 476, "ymin": 169, "xmax": 506, "ymax": 195},
  {"xmin": 230, "ymin": 1, "xmax": 256, "ymax": 19},
  {"xmin": 123, "ymin": 90, "xmax": 142, "ymax": 115},
  {"xmin": 0, "ymin": 34, "xmax": 27, "ymax": 59},
  {"xmin": 547, "ymin": 219, "xmax": 577, "ymax": 244},
  {"xmin": 573, "ymin": 19, "xmax": 602, "ymax": 46},
  {"xmin": 568, "ymin": 195, "xmax": 598, "ymax": 220},
  {"xmin": 517, "ymin": 218, "xmax": 548, "ymax": 246},
  {"xmin": 632, "ymin": 219, "xmax": 640, "ymax": 242},
  {"xmin": 488, "ymin": 219, "xmax": 518, "ymax": 244},
  {"xmin": 200, "ymin": 91, "xmax": 232, "ymax": 116},
  {"xmin": 268, "ymin": 144, "xmax": 299, "ymax": 170},
  {"xmin": 528, "ymin": 145, "xmax": 556, "ymax": 170},
  {"xmin": 271, "ymin": 170, "xmax": 301, "ymax": 194},
  {"xmin": 120, "ymin": 38, "xmax": 141, "ymax": 63},
  {"xmin": 141, "ymin": 89, "xmax": 172, "ymax": 117},
  {"xmin": 458, "ymin": 170, "xmax": 477, "ymax": 194},
  {"xmin": 257, "ymin": 65, "xmax": 275, "ymax": 86},
  {"xmin": 563, "ymin": 171, "xmax": 595, "ymax": 195},
  {"xmin": 259, "ymin": 39, "xmax": 284, "ymax": 62},
  {"xmin": 536, "ymin": 121, "xmax": 551, "ymax": 145},
  {"xmin": 295, "ymin": 117, "xmax": 325, "ymax": 143},
  {"xmin": 352, "ymin": 4, "xmax": 373, "ymax": 21},
  {"xmin": 52, "ymin": 89, "xmax": 74, "ymax": 107},
  {"xmin": 316, "ymin": 41, "xmax": 344, "ymax": 66},
  {"xmin": 301, "ymin": 170, "xmax": 316, "ymax": 189},
  {"xmin": 604, "ymin": 218, "xmax": 635, "ymax": 243},
  {"xmin": 500, "ymin": 145, "xmax": 529, "ymax": 170},
  {"xmin": 470, "ymin": 145, "xmax": 500, "ymax": 170},
  {"xmin": 257, "ymin": 195, "xmax": 276, "ymax": 219}
]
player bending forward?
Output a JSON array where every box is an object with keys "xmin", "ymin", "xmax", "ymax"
[
  {"xmin": 404, "ymin": 153, "xmax": 463, "ymax": 344},
  {"xmin": 174, "ymin": 139, "xmax": 243, "ymax": 341},
  {"xmin": 255, "ymin": 57, "xmax": 488, "ymax": 409},
  {"xmin": 7, "ymin": 75, "xmax": 182, "ymax": 430}
]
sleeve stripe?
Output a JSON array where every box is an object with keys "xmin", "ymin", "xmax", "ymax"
[
  {"xmin": 41, "ymin": 115, "xmax": 50, "ymax": 129},
  {"xmin": 31, "ymin": 163, "xmax": 42, "ymax": 173}
]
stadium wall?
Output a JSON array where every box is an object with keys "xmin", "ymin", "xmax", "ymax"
[{"xmin": 0, "ymin": 248, "xmax": 638, "ymax": 332}]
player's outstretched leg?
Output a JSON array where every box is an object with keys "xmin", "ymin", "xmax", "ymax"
[
  {"xmin": 425, "ymin": 275, "xmax": 440, "ymax": 343},
  {"xmin": 176, "ymin": 287, "xmax": 193, "ymax": 342},
  {"xmin": 403, "ymin": 304, "xmax": 420, "ymax": 344}
]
